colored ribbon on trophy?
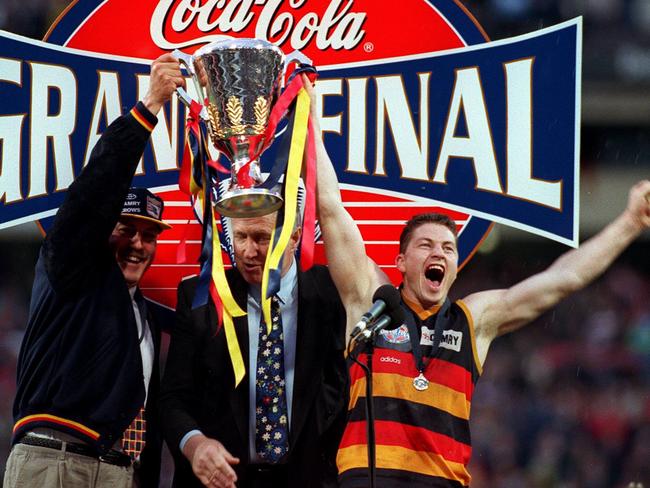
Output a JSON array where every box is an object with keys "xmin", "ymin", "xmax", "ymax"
[
  {"xmin": 257, "ymin": 73, "xmax": 317, "ymax": 272},
  {"xmin": 188, "ymin": 169, "xmax": 247, "ymax": 385},
  {"xmin": 237, "ymin": 67, "xmax": 317, "ymax": 185},
  {"xmin": 260, "ymin": 87, "xmax": 311, "ymax": 331},
  {"xmin": 299, "ymin": 116, "xmax": 316, "ymax": 271},
  {"xmin": 179, "ymin": 100, "xmax": 205, "ymax": 196},
  {"xmin": 209, "ymin": 205, "xmax": 246, "ymax": 386},
  {"xmin": 286, "ymin": 68, "xmax": 317, "ymax": 272},
  {"xmin": 176, "ymin": 88, "xmax": 250, "ymax": 388},
  {"xmin": 177, "ymin": 100, "xmax": 208, "ymax": 265}
]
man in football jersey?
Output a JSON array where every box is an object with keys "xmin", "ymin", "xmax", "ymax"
[{"xmin": 308, "ymin": 76, "xmax": 650, "ymax": 487}]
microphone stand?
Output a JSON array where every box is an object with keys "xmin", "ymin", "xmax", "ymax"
[{"xmin": 348, "ymin": 334, "xmax": 377, "ymax": 488}]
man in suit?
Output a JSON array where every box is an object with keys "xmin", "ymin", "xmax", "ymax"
[
  {"xmin": 160, "ymin": 211, "xmax": 348, "ymax": 487},
  {"xmin": 4, "ymin": 54, "xmax": 184, "ymax": 488}
]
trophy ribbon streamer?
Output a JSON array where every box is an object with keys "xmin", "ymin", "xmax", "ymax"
[
  {"xmin": 299, "ymin": 115, "xmax": 317, "ymax": 271},
  {"xmin": 179, "ymin": 100, "xmax": 205, "ymax": 196},
  {"xmin": 237, "ymin": 67, "xmax": 317, "ymax": 183},
  {"xmin": 261, "ymin": 88, "xmax": 311, "ymax": 332}
]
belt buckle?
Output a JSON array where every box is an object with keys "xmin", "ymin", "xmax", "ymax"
[
  {"xmin": 98, "ymin": 454, "xmax": 113, "ymax": 465},
  {"xmin": 99, "ymin": 451, "xmax": 132, "ymax": 468}
]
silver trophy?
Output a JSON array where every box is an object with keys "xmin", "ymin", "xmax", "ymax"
[{"xmin": 174, "ymin": 38, "xmax": 288, "ymax": 218}]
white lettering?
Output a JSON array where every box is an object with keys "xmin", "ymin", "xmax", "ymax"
[
  {"xmin": 375, "ymin": 74, "xmax": 429, "ymax": 180},
  {"xmin": 379, "ymin": 356, "xmax": 401, "ymax": 364},
  {"xmin": 258, "ymin": 0, "xmax": 296, "ymax": 46},
  {"xmin": 0, "ymin": 57, "xmax": 24, "ymax": 204},
  {"xmin": 84, "ymin": 71, "xmax": 122, "ymax": 167},
  {"xmin": 150, "ymin": 0, "xmax": 366, "ymax": 51},
  {"xmin": 433, "ymin": 67, "xmax": 502, "ymax": 194},
  {"xmin": 29, "ymin": 62, "xmax": 77, "ymax": 198},
  {"xmin": 505, "ymin": 58, "xmax": 561, "ymax": 209},
  {"xmin": 346, "ymin": 77, "xmax": 368, "ymax": 173}
]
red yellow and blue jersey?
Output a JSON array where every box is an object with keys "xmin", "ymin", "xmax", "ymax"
[{"xmin": 337, "ymin": 295, "xmax": 482, "ymax": 487}]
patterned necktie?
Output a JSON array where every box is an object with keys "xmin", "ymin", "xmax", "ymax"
[
  {"xmin": 255, "ymin": 295, "xmax": 290, "ymax": 463},
  {"xmin": 122, "ymin": 291, "xmax": 147, "ymax": 460},
  {"xmin": 121, "ymin": 407, "xmax": 146, "ymax": 460}
]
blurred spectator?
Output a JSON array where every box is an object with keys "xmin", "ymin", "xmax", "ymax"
[
  {"xmin": 463, "ymin": 246, "xmax": 650, "ymax": 487},
  {"xmin": 464, "ymin": 0, "xmax": 650, "ymax": 84},
  {"xmin": 0, "ymin": 0, "xmax": 68, "ymax": 40}
]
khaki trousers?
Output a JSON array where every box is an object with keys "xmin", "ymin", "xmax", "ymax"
[{"xmin": 3, "ymin": 443, "xmax": 138, "ymax": 488}]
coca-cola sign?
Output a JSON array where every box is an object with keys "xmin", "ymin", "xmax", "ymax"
[
  {"xmin": 149, "ymin": 0, "xmax": 367, "ymax": 51},
  {"xmin": 0, "ymin": 1, "xmax": 581, "ymax": 308}
]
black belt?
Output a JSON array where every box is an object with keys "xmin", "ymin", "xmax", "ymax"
[
  {"xmin": 18, "ymin": 435, "xmax": 133, "ymax": 468},
  {"xmin": 245, "ymin": 463, "xmax": 288, "ymax": 486}
]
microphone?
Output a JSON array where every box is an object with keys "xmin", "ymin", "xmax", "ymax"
[
  {"xmin": 357, "ymin": 306, "xmax": 406, "ymax": 342},
  {"xmin": 350, "ymin": 284, "xmax": 401, "ymax": 339}
]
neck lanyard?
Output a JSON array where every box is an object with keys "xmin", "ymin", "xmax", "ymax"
[{"xmin": 404, "ymin": 298, "xmax": 450, "ymax": 391}]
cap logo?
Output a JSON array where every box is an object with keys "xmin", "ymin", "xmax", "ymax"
[{"xmin": 146, "ymin": 196, "xmax": 162, "ymax": 219}]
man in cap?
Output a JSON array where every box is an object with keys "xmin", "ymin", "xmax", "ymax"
[{"xmin": 4, "ymin": 53, "xmax": 184, "ymax": 488}]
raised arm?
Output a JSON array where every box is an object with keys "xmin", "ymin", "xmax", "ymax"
[
  {"xmin": 464, "ymin": 180, "xmax": 650, "ymax": 364},
  {"xmin": 305, "ymin": 77, "xmax": 389, "ymax": 335},
  {"xmin": 44, "ymin": 54, "xmax": 184, "ymax": 293}
]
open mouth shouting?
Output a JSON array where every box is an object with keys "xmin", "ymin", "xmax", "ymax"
[{"xmin": 424, "ymin": 263, "xmax": 445, "ymax": 289}]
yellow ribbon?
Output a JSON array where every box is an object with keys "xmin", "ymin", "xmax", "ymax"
[
  {"xmin": 222, "ymin": 309, "xmax": 245, "ymax": 387},
  {"xmin": 211, "ymin": 208, "xmax": 246, "ymax": 386},
  {"xmin": 210, "ymin": 208, "xmax": 246, "ymax": 318},
  {"xmin": 261, "ymin": 89, "xmax": 310, "ymax": 331}
]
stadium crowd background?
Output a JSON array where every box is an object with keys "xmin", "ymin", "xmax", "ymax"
[{"xmin": 1, "ymin": 0, "xmax": 649, "ymax": 486}]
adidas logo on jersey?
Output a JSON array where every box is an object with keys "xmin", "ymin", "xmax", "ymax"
[{"xmin": 379, "ymin": 356, "xmax": 402, "ymax": 365}]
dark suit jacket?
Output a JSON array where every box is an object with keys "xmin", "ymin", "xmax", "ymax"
[{"xmin": 160, "ymin": 265, "xmax": 348, "ymax": 487}]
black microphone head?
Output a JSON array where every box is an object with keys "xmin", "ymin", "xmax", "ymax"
[
  {"xmin": 384, "ymin": 306, "xmax": 405, "ymax": 332},
  {"xmin": 372, "ymin": 285, "xmax": 403, "ymax": 331},
  {"xmin": 372, "ymin": 284, "xmax": 401, "ymax": 309}
]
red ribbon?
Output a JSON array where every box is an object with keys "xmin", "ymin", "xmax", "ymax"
[
  {"xmin": 207, "ymin": 157, "xmax": 230, "ymax": 175},
  {"xmin": 176, "ymin": 223, "xmax": 190, "ymax": 264},
  {"xmin": 236, "ymin": 71, "xmax": 317, "ymax": 181},
  {"xmin": 300, "ymin": 117, "xmax": 316, "ymax": 271},
  {"xmin": 209, "ymin": 277, "xmax": 224, "ymax": 332},
  {"xmin": 179, "ymin": 100, "xmax": 204, "ymax": 195}
]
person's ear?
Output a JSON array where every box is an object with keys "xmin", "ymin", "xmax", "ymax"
[{"xmin": 395, "ymin": 253, "xmax": 406, "ymax": 273}]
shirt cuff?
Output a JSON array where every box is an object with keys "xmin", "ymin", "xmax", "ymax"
[
  {"xmin": 179, "ymin": 429, "xmax": 204, "ymax": 452},
  {"xmin": 130, "ymin": 101, "xmax": 157, "ymax": 132}
]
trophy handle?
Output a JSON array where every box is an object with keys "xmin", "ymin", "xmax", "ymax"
[
  {"xmin": 282, "ymin": 50, "xmax": 313, "ymax": 86},
  {"xmin": 285, "ymin": 50, "xmax": 313, "ymax": 67},
  {"xmin": 171, "ymin": 49, "xmax": 207, "ymax": 119}
]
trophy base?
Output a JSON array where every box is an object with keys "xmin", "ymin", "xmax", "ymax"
[{"xmin": 214, "ymin": 188, "xmax": 284, "ymax": 218}]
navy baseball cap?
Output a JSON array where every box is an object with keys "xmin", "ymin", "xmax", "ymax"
[{"xmin": 120, "ymin": 188, "xmax": 172, "ymax": 230}]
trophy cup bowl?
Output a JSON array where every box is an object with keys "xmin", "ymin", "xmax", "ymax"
[{"xmin": 193, "ymin": 38, "xmax": 286, "ymax": 218}]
